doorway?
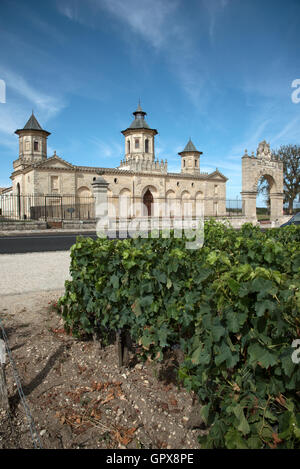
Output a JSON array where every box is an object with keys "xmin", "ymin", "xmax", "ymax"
[{"xmin": 143, "ymin": 189, "xmax": 153, "ymax": 216}]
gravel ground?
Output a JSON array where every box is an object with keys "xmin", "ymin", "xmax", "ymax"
[
  {"xmin": 0, "ymin": 249, "xmax": 207, "ymax": 449},
  {"xmin": 0, "ymin": 251, "xmax": 71, "ymax": 295},
  {"xmin": 0, "ymin": 290, "xmax": 207, "ymax": 449}
]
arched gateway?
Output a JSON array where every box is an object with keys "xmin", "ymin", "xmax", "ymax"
[{"xmin": 241, "ymin": 141, "xmax": 284, "ymax": 223}]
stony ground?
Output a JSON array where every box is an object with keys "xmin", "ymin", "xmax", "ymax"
[
  {"xmin": 0, "ymin": 251, "xmax": 71, "ymax": 295},
  {"xmin": 0, "ymin": 289, "xmax": 207, "ymax": 449}
]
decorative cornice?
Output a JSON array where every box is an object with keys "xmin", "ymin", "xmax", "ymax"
[
  {"xmin": 10, "ymin": 160, "xmax": 227, "ymax": 183},
  {"xmin": 207, "ymin": 169, "xmax": 228, "ymax": 181},
  {"xmin": 121, "ymin": 128, "xmax": 158, "ymax": 136}
]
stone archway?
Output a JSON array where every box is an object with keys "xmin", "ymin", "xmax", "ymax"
[
  {"xmin": 241, "ymin": 141, "xmax": 284, "ymax": 223},
  {"xmin": 181, "ymin": 190, "xmax": 192, "ymax": 217},
  {"xmin": 119, "ymin": 188, "xmax": 131, "ymax": 218},
  {"xmin": 140, "ymin": 185, "xmax": 158, "ymax": 217},
  {"xmin": 166, "ymin": 189, "xmax": 176, "ymax": 217},
  {"xmin": 77, "ymin": 186, "xmax": 92, "ymax": 198},
  {"xmin": 195, "ymin": 191, "xmax": 204, "ymax": 217}
]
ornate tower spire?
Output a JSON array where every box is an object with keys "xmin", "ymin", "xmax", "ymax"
[
  {"xmin": 178, "ymin": 138, "xmax": 203, "ymax": 175},
  {"xmin": 15, "ymin": 112, "xmax": 50, "ymax": 164},
  {"xmin": 121, "ymin": 103, "xmax": 158, "ymax": 165},
  {"xmin": 132, "ymin": 101, "xmax": 147, "ymax": 121}
]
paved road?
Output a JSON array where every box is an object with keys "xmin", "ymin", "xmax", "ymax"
[
  {"xmin": 0, "ymin": 231, "xmax": 99, "ymax": 254},
  {"xmin": 0, "ymin": 231, "xmax": 133, "ymax": 254},
  {"xmin": 0, "ymin": 223, "xmax": 274, "ymax": 254}
]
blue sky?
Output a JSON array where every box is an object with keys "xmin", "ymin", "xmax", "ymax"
[{"xmin": 0, "ymin": 0, "xmax": 300, "ymax": 203}]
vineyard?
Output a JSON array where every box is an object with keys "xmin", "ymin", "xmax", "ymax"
[{"xmin": 58, "ymin": 220, "xmax": 300, "ymax": 449}]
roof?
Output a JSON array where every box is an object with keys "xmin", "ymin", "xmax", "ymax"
[
  {"xmin": 208, "ymin": 169, "xmax": 228, "ymax": 181},
  {"xmin": 0, "ymin": 186, "xmax": 12, "ymax": 194},
  {"xmin": 129, "ymin": 118, "xmax": 151, "ymax": 130},
  {"xmin": 179, "ymin": 138, "xmax": 202, "ymax": 154},
  {"xmin": 184, "ymin": 139, "xmax": 198, "ymax": 152},
  {"xmin": 15, "ymin": 112, "xmax": 51, "ymax": 136},
  {"xmin": 121, "ymin": 103, "xmax": 157, "ymax": 134},
  {"xmin": 23, "ymin": 113, "xmax": 43, "ymax": 131},
  {"xmin": 133, "ymin": 102, "xmax": 146, "ymax": 116}
]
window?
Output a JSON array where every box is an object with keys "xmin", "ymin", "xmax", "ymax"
[
  {"xmin": 145, "ymin": 139, "xmax": 149, "ymax": 153},
  {"xmin": 214, "ymin": 201, "xmax": 218, "ymax": 216},
  {"xmin": 51, "ymin": 176, "xmax": 59, "ymax": 193},
  {"xmin": 135, "ymin": 138, "xmax": 140, "ymax": 149},
  {"xmin": 183, "ymin": 159, "xmax": 186, "ymax": 167},
  {"xmin": 25, "ymin": 140, "xmax": 30, "ymax": 151},
  {"xmin": 127, "ymin": 140, "xmax": 130, "ymax": 153},
  {"xmin": 34, "ymin": 141, "xmax": 39, "ymax": 151},
  {"xmin": 195, "ymin": 159, "xmax": 197, "ymax": 167}
]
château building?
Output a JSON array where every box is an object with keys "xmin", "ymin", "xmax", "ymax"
[{"xmin": 10, "ymin": 103, "xmax": 228, "ymax": 218}]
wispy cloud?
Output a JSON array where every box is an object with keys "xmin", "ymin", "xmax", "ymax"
[
  {"xmin": 270, "ymin": 116, "xmax": 300, "ymax": 146},
  {"xmin": 57, "ymin": 0, "xmax": 180, "ymax": 48},
  {"xmin": 96, "ymin": 0, "xmax": 209, "ymax": 108},
  {"xmin": 28, "ymin": 14, "xmax": 66, "ymax": 44},
  {"xmin": 56, "ymin": 0, "xmax": 212, "ymax": 110},
  {"xmin": 227, "ymin": 118, "xmax": 272, "ymax": 159},
  {"xmin": 0, "ymin": 67, "xmax": 66, "ymax": 174},
  {"xmin": 59, "ymin": 3, "xmax": 77, "ymax": 21},
  {"xmin": 201, "ymin": 0, "xmax": 230, "ymax": 42},
  {"xmin": 0, "ymin": 69, "xmax": 65, "ymax": 120},
  {"xmin": 0, "ymin": 68, "xmax": 66, "ymax": 175},
  {"xmin": 7, "ymin": 0, "xmax": 66, "ymax": 44},
  {"xmin": 89, "ymin": 136, "xmax": 123, "ymax": 161},
  {"xmin": 98, "ymin": 0, "xmax": 180, "ymax": 49},
  {"xmin": 0, "ymin": 104, "xmax": 20, "ymax": 135},
  {"xmin": 0, "ymin": 134, "xmax": 17, "ymax": 151}
]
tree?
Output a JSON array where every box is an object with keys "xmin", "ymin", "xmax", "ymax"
[
  {"xmin": 257, "ymin": 177, "xmax": 270, "ymax": 214},
  {"xmin": 272, "ymin": 144, "xmax": 300, "ymax": 214}
]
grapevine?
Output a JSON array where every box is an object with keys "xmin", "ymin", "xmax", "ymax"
[{"xmin": 58, "ymin": 220, "xmax": 300, "ymax": 448}]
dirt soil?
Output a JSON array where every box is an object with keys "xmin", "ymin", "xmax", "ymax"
[{"xmin": 0, "ymin": 290, "xmax": 207, "ymax": 449}]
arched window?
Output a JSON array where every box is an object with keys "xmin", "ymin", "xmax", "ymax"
[
  {"xmin": 119, "ymin": 188, "xmax": 131, "ymax": 218},
  {"xmin": 135, "ymin": 138, "xmax": 140, "ymax": 149},
  {"xmin": 127, "ymin": 140, "xmax": 130, "ymax": 153},
  {"xmin": 145, "ymin": 139, "xmax": 149, "ymax": 153},
  {"xmin": 77, "ymin": 186, "xmax": 92, "ymax": 198}
]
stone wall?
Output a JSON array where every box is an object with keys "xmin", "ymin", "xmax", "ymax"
[
  {"xmin": 0, "ymin": 221, "xmax": 47, "ymax": 231},
  {"xmin": 62, "ymin": 220, "xmax": 96, "ymax": 230}
]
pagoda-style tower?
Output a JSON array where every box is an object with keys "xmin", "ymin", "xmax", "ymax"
[
  {"xmin": 14, "ymin": 112, "xmax": 50, "ymax": 170},
  {"xmin": 178, "ymin": 138, "xmax": 202, "ymax": 175},
  {"xmin": 119, "ymin": 103, "xmax": 167, "ymax": 173}
]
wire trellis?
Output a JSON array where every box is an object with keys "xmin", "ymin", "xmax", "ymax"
[{"xmin": 0, "ymin": 318, "xmax": 42, "ymax": 449}]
